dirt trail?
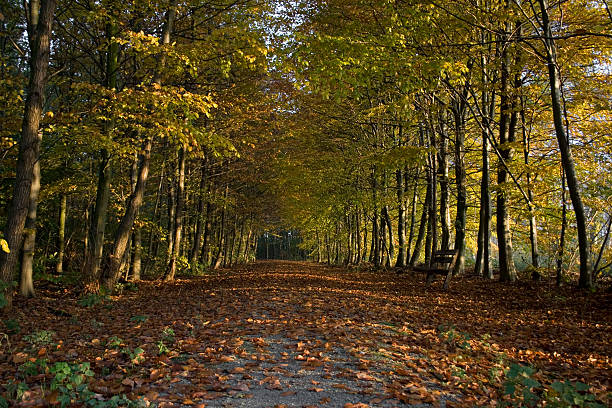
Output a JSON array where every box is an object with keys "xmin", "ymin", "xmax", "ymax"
[{"xmin": 2, "ymin": 261, "xmax": 610, "ymax": 407}]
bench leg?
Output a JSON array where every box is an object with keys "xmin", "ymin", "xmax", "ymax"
[
  {"xmin": 442, "ymin": 269, "xmax": 452, "ymax": 289},
  {"xmin": 426, "ymin": 272, "xmax": 435, "ymax": 286}
]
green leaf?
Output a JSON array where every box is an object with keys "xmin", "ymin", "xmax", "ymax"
[
  {"xmin": 523, "ymin": 377, "xmax": 540, "ymax": 389},
  {"xmin": 504, "ymin": 382, "xmax": 516, "ymax": 396}
]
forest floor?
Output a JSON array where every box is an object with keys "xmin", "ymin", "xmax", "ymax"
[{"xmin": 1, "ymin": 261, "xmax": 610, "ymax": 407}]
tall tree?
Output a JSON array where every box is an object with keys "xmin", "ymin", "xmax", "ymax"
[
  {"xmin": 0, "ymin": 0, "xmax": 56, "ymax": 307},
  {"xmin": 535, "ymin": 0, "xmax": 592, "ymax": 288}
]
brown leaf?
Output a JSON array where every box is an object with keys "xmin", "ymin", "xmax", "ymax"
[
  {"xmin": 12, "ymin": 352, "xmax": 28, "ymax": 364},
  {"xmin": 280, "ymin": 391, "xmax": 296, "ymax": 396}
]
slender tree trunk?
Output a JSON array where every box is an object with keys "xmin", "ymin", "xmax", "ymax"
[
  {"xmin": 56, "ymin": 194, "xmax": 67, "ymax": 274},
  {"xmin": 146, "ymin": 162, "xmax": 165, "ymax": 272},
  {"xmin": 225, "ymin": 216, "xmax": 237, "ymax": 267},
  {"xmin": 235, "ymin": 219, "xmax": 245, "ymax": 265},
  {"xmin": 103, "ymin": 138, "xmax": 152, "ymax": 289},
  {"xmin": 406, "ymin": 168, "xmax": 418, "ymax": 262},
  {"xmin": 496, "ymin": 24, "xmax": 517, "ymax": 282},
  {"xmin": 201, "ymin": 201, "xmax": 212, "ymax": 266},
  {"xmin": 20, "ymin": 158, "xmax": 41, "ymax": 297},
  {"xmin": 522, "ymin": 106, "xmax": 539, "ymax": 268},
  {"xmin": 410, "ymin": 175, "xmax": 430, "ymax": 266},
  {"xmin": 362, "ymin": 209, "xmax": 368, "ymax": 262},
  {"xmin": 382, "ymin": 206, "xmax": 393, "ymax": 265},
  {"xmin": 335, "ymin": 224, "xmax": 340, "ymax": 264},
  {"xmin": 0, "ymin": 0, "xmax": 55, "ymax": 307},
  {"xmin": 372, "ymin": 171, "xmax": 380, "ymax": 267},
  {"xmin": 166, "ymin": 164, "xmax": 176, "ymax": 263},
  {"xmin": 213, "ymin": 185, "xmax": 228, "ymax": 270},
  {"xmin": 426, "ymin": 125, "xmax": 438, "ymax": 265},
  {"xmin": 84, "ymin": 204, "xmax": 89, "ymax": 257},
  {"xmin": 556, "ymin": 168, "xmax": 567, "ymax": 286},
  {"xmin": 83, "ymin": 16, "xmax": 119, "ymax": 291},
  {"xmin": 191, "ymin": 158, "xmax": 208, "ymax": 265},
  {"xmin": 165, "ymin": 146, "xmax": 186, "ymax": 280},
  {"xmin": 538, "ymin": 0, "xmax": 591, "ymax": 288},
  {"xmin": 355, "ymin": 211, "xmax": 361, "ymax": 263},
  {"xmin": 395, "ymin": 169, "xmax": 406, "ymax": 267},
  {"xmin": 131, "ymin": 223, "xmax": 142, "ymax": 280},
  {"xmin": 452, "ymin": 96, "xmax": 468, "ymax": 276},
  {"xmin": 475, "ymin": 76, "xmax": 493, "ymax": 279},
  {"xmin": 593, "ymin": 215, "xmax": 611, "ymax": 280},
  {"xmin": 372, "ymin": 210, "xmax": 380, "ymax": 267},
  {"xmin": 243, "ymin": 218, "xmax": 253, "ymax": 263},
  {"xmin": 83, "ymin": 150, "xmax": 111, "ymax": 290},
  {"xmin": 438, "ymin": 115, "xmax": 451, "ymax": 251}
]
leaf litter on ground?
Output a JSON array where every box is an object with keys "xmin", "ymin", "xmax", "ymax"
[{"xmin": 0, "ymin": 260, "xmax": 610, "ymax": 407}]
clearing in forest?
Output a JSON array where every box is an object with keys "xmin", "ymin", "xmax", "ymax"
[{"xmin": 1, "ymin": 261, "xmax": 610, "ymax": 407}]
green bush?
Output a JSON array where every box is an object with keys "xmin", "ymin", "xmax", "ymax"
[
  {"xmin": 501, "ymin": 363, "xmax": 606, "ymax": 408},
  {"xmin": 545, "ymin": 381, "xmax": 606, "ymax": 408}
]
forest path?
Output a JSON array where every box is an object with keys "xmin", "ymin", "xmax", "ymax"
[{"xmin": 4, "ymin": 261, "xmax": 611, "ymax": 407}]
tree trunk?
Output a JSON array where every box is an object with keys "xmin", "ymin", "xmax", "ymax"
[
  {"xmin": 165, "ymin": 147, "xmax": 186, "ymax": 280},
  {"xmin": 394, "ymin": 169, "xmax": 406, "ymax": 267},
  {"xmin": 225, "ymin": 216, "xmax": 237, "ymax": 267},
  {"xmin": 83, "ymin": 15, "xmax": 120, "ymax": 291},
  {"xmin": 56, "ymin": 194, "xmax": 67, "ymax": 274},
  {"xmin": 409, "ymin": 174, "xmax": 430, "ymax": 266},
  {"xmin": 200, "ymin": 201, "xmax": 212, "ymax": 266},
  {"xmin": 556, "ymin": 168, "xmax": 567, "ymax": 286},
  {"xmin": 102, "ymin": 138, "xmax": 152, "ymax": 289},
  {"xmin": 0, "ymin": 0, "xmax": 55, "ymax": 307},
  {"xmin": 474, "ymin": 60, "xmax": 493, "ymax": 279},
  {"xmin": 146, "ymin": 161, "xmax": 165, "ymax": 272},
  {"xmin": 20, "ymin": 157, "xmax": 41, "ymax": 297},
  {"xmin": 190, "ymin": 158, "xmax": 208, "ymax": 265},
  {"xmin": 362, "ymin": 209, "xmax": 368, "ymax": 262},
  {"xmin": 83, "ymin": 150, "xmax": 111, "ymax": 290},
  {"xmin": 166, "ymin": 164, "xmax": 176, "ymax": 263},
  {"xmin": 538, "ymin": 0, "xmax": 591, "ymax": 288},
  {"xmin": 496, "ymin": 23, "xmax": 517, "ymax": 282},
  {"xmin": 452, "ymin": 93, "xmax": 468, "ymax": 276},
  {"xmin": 381, "ymin": 206, "xmax": 393, "ymax": 265},
  {"xmin": 522, "ymin": 105, "xmax": 539, "ymax": 268},
  {"xmin": 355, "ymin": 211, "xmax": 361, "ymax": 263},
  {"xmin": 131, "ymin": 223, "xmax": 142, "ymax": 280},
  {"xmin": 475, "ymin": 128, "xmax": 493, "ymax": 279},
  {"xmin": 438, "ymin": 115, "xmax": 451, "ymax": 251},
  {"xmin": 243, "ymin": 218, "xmax": 253, "ymax": 263},
  {"xmin": 593, "ymin": 215, "xmax": 611, "ymax": 280},
  {"xmin": 235, "ymin": 219, "xmax": 245, "ymax": 265},
  {"xmin": 406, "ymin": 168, "xmax": 418, "ymax": 262},
  {"xmin": 213, "ymin": 185, "xmax": 228, "ymax": 270},
  {"xmin": 426, "ymin": 125, "xmax": 438, "ymax": 265}
]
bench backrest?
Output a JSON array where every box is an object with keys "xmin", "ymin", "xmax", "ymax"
[{"xmin": 431, "ymin": 249, "xmax": 459, "ymax": 272}]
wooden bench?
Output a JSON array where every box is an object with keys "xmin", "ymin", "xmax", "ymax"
[{"xmin": 412, "ymin": 249, "xmax": 458, "ymax": 289}]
